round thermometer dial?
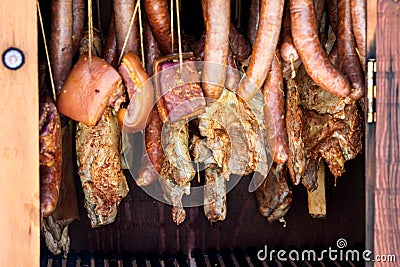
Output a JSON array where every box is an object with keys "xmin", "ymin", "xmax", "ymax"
[{"xmin": 2, "ymin": 48, "xmax": 25, "ymax": 70}]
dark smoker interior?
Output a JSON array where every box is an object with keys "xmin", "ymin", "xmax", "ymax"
[{"xmin": 39, "ymin": 0, "xmax": 365, "ymax": 265}]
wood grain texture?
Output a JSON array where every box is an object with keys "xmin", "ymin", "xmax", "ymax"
[
  {"xmin": 0, "ymin": 0, "xmax": 39, "ymax": 265},
  {"xmin": 374, "ymin": 0, "xmax": 400, "ymax": 265}
]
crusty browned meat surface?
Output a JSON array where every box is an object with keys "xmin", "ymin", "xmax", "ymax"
[
  {"xmin": 198, "ymin": 89, "xmax": 270, "ymax": 179},
  {"xmin": 159, "ymin": 157, "xmax": 190, "ymax": 225},
  {"xmin": 297, "ymin": 64, "xmax": 349, "ymax": 114},
  {"xmin": 256, "ymin": 163, "xmax": 292, "ymax": 223},
  {"xmin": 204, "ymin": 165, "xmax": 226, "ymax": 222},
  {"xmin": 76, "ymin": 108, "xmax": 128, "ymax": 227},
  {"xmin": 302, "ymin": 158, "xmax": 320, "ymax": 192},
  {"xmin": 42, "ymin": 216, "xmax": 71, "ymax": 256},
  {"xmin": 42, "ymin": 121, "xmax": 80, "ymax": 256},
  {"xmin": 40, "ymin": 96, "xmax": 63, "ymax": 218},
  {"xmin": 294, "ymin": 64, "xmax": 363, "ymax": 188},
  {"xmin": 191, "ymin": 136, "xmax": 226, "ymax": 222},
  {"xmin": 285, "ymin": 77, "xmax": 306, "ymax": 185},
  {"xmin": 159, "ymin": 119, "xmax": 194, "ymax": 225},
  {"xmin": 162, "ymin": 119, "xmax": 196, "ymax": 186}
]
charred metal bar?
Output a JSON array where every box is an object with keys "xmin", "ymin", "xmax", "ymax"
[
  {"xmin": 94, "ymin": 251, "xmax": 104, "ymax": 267},
  {"xmin": 221, "ymin": 248, "xmax": 235, "ymax": 266},
  {"xmin": 176, "ymin": 251, "xmax": 190, "ymax": 267},
  {"xmin": 234, "ymin": 248, "xmax": 250, "ymax": 267},
  {"xmin": 206, "ymin": 248, "xmax": 221, "ymax": 267}
]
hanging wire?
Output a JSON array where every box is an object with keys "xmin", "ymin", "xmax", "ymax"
[
  {"xmin": 37, "ymin": 1, "xmax": 56, "ymax": 101},
  {"xmin": 88, "ymin": 0, "xmax": 94, "ymax": 70},
  {"xmin": 96, "ymin": 0, "xmax": 102, "ymax": 39},
  {"xmin": 176, "ymin": 0, "xmax": 183, "ymax": 71},
  {"xmin": 138, "ymin": 1, "xmax": 145, "ymax": 68},
  {"xmin": 170, "ymin": 0, "xmax": 174, "ymax": 53},
  {"xmin": 118, "ymin": 0, "xmax": 140, "ymax": 64}
]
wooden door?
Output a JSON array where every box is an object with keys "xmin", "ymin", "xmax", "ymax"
[
  {"xmin": 0, "ymin": 0, "xmax": 39, "ymax": 266},
  {"xmin": 366, "ymin": 0, "xmax": 400, "ymax": 266}
]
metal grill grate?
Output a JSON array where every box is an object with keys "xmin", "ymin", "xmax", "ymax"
[{"xmin": 41, "ymin": 249, "xmax": 358, "ymax": 267}]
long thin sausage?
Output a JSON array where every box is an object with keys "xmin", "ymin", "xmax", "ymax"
[
  {"xmin": 50, "ymin": 0, "xmax": 73, "ymax": 95},
  {"xmin": 290, "ymin": 0, "xmax": 351, "ymax": 98},
  {"xmin": 114, "ymin": 0, "xmax": 139, "ymax": 57},
  {"xmin": 280, "ymin": 2, "xmax": 300, "ymax": 65},
  {"xmin": 350, "ymin": 0, "xmax": 366, "ymax": 72},
  {"xmin": 327, "ymin": 0, "xmax": 338, "ymax": 33},
  {"xmin": 201, "ymin": 0, "xmax": 231, "ymax": 100},
  {"xmin": 144, "ymin": 0, "xmax": 175, "ymax": 55},
  {"xmin": 247, "ymin": 0, "xmax": 260, "ymax": 46},
  {"xmin": 71, "ymin": 0, "xmax": 85, "ymax": 57},
  {"xmin": 338, "ymin": 0, "xmax": 364, "ymax": 100},
  {"xmin": 103, "ymin": 14, "xmax": 118, "ymax": 67},
  {"xmin": 328, "ymin": 40, "xmax": 339, "ymax": 67},
  {"xmin": 40, "ymin": 97, "xmax": 62, "ymax": 217},
  {"xmin": 263, "ymin": 53, "xmax": 289, "ymax": 165},
  {"xmin": 236, "ymin": 0, "xmax": 284, "ymax": 101},
  {"xmin": 314, "ymin": 0, "xmax": 326, "ymax": 30},
  {"xmin": 143, "ymin": 12, "xmax": 161, "ymax": 76},
  {"xmin": 136, "ymin": 108, "xmax": 165, "ymax": 186}
]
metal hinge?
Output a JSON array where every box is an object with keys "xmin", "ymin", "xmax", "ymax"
[{"xmin": 367, "ymin": 58, "xmax": 377, "ymax": 123}]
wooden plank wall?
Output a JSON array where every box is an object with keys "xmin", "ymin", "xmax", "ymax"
[
  {"xmin": 374, "ymin": 0, "xmax": 400, "ymax": 265},
  {"xmin": 0, "ymin": 0, "xmax": 39, "ymax": 266}
]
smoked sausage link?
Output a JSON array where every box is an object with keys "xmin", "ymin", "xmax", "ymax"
[
  {"xmin": 50, "ymin": 0, "xmax": 73, "ymax": 95},
  {"xmin": 350, "ymin": 0, "xmax": 366, "ymax": 72},
  {"xmin": 71, "ymin": 0, "xmax": 85, "ymax": 57},
  {"xmin": 327, "ymin": 0, "xmax": 338, "ymax": 33},
  {"xmin": 144, "ymin": 0, "xmax": 175, "ymax": 55},
  {"xmin": 338, "ymin": 0, "xmax": 364, "ymax": 100},
  {"xmin": 263, "ymin": 53, "xmax": 289, "ymax": 165},
  {"xmin": 201, "ymin": 0, "xmax": 231, "ymax": 101},
  {"xmin": 280, "ymin": 2, "xmax": 300, "ymax": 64},
  {"xmin": 103, "ymin": 14, "xmax": 118, "ymax": 67},
  {"xmin": 290, "ymin": 0, "xmax": 351, "ymax": 98},
  {"xmin": 40, "ymin": 97, "xmax": 63, "ymax": 217},
  {"xmin": 137, "ymin": 108, "xmax": 165, "ymax": 186},
  {"xmin": 236, "ymin": 0, "xmax": 284, "ymax": 101},
  {"xmin": 247, "ymin": 0, "xmax": 260, "ymax": 46},
  {"xmin": 114, "ymin": 0, "xmax": 139, "ymax": 57},
  {"xmin": 143, "ymin": 12, "xmax": 161, "ymax": 76}
]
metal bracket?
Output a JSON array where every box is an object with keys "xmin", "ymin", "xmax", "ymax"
[{"xmin": 367, "ymin": 59, "xmax": 376, "ymax": 123}]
